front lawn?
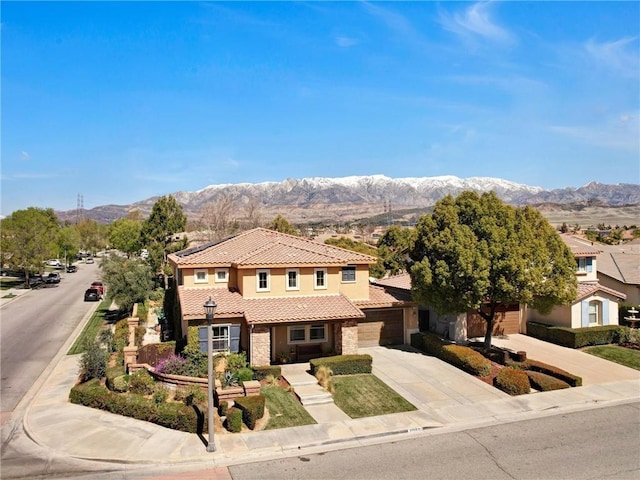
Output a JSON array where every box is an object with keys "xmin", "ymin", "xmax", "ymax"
[
  {"xmin": 67, "ymin": 298, "xmax": 112, "ymax": 355},
  {"xmin": 261, "ymin": 385, "xmax": 316, "ymax": 430},
  {"xmin": 332, "ymin": 374, "xmax": 416, "ymax": 419},
  {"xmin": 584, "ymin": 345, "xmax": 640, "ymax": 370}
]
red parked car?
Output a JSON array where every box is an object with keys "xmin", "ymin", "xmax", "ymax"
[{"xmin": 91, "ymin": 281, "xmax": 104, "ymax": 297}]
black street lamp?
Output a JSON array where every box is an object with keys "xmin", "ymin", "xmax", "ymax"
[{"xmin": 203, "ymin": 296, "xmax": 217, "ymax": 452}]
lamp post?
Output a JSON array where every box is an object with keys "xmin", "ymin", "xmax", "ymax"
[{"xmin": 203, "ymin": 296, "xmax": 217, "ymax": 452}]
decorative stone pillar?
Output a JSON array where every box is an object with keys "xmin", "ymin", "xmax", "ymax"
[
  {"xmin": 250, "ymin": 325, "xmax": 271, "ymax": 367},
  {"xmin": 341, "ymin": 319, "xmax": 358, "ymax": 355},
  {"xmin": 334, "ymin": 323, "xmax": 343, "ymax": 355}
]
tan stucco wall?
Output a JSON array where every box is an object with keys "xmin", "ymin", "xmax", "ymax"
[
  {"xmin": 528, "ymin": 294, "xmax": 620, "ymax": 329},
  {"xmin": 180, "ymin": 267, "xmax": 237, "ymax": 289},
  {"xmin": 598, "ymin": 274, "xmax": 639, "ymax": 305},
  {"xmin": 527, "ymin": 304, "xmax": 571, "ymax": 327}
]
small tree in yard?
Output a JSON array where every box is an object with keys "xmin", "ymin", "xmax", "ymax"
[
  {"xmin": 100, "ymin": 256, "xmax": 154, "ymax": 313},
  {"xmin": 409, "ymin": 191, "xmax": 577, "ymax": 350},
  {"xmin": 79, "ymin": 342, "xmax": 108, "ymax": 382}
]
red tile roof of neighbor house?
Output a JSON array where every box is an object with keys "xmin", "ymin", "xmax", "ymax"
[
  {"xmin": 168, "ymin": 228, "xmax": 377, "ymax": 267},
  {"xmin": 178, "ymin": 286, "xmax": 368, "ymax": 324},
  {"xmin": 355, "ymin": 284, "xmax": 415, "ymax": 308},
  {"xmin": 576, "ymin": 282, "xmax": 626, "ymax": 302},
  {"xmin": 374, "ymin": 272, "xmax": 412, "ymax": 290}
]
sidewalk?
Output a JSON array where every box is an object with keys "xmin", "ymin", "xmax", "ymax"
[{"xmin": 20, "ymin": 343, "xmax": 640, "ymax": 468}]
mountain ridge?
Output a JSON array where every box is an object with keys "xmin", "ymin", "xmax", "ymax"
[{"xmin": 55, "ymin": 175, "xmax": 640, "ymax": 225}]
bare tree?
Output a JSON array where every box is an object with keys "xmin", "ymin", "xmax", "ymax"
[
  {"xmin": 243, "ymin": 196, "xmax": 263, "ymax": 229},
  {"xmin": 199, "ymin": 193, "xmax": 236, "ymax": 241}
]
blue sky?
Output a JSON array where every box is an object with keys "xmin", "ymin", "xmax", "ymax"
[{"xmin": 2, "ymin": 1, "xmax": 639, "ymax": 216}]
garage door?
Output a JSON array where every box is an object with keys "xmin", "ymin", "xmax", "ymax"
[
  {"xmin": 467, "ymin": 305, "xmax": 521, "ymax": 338},
  {"xmin": 358, "ymin": 309, "xmax": 404, "ymax": 347}
]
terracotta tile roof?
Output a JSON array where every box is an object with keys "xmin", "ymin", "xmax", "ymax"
[
  {"xmin": 576, "ymin": 282, "xmax": 626, "ymax": 302},
  {"xmin": 178, "ymin": 286, "xmax": 365, "ymax": 324},
  {"xmin": 374, "ymin": 273, "xmax": 412, "ymax": 290},
  {"xmin": 169, "ymin": 228, "xmax": 377, "ymax": 267},
  {"xmin": 355, "ymin": 285, "xmax": 415, "ymax": 308},
  {"xmin": 560, "ymin": 234, "xmax": 602, "ymax": 257}
]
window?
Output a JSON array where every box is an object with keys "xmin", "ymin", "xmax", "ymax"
[
  {"xmin": 288, "ymin": 324, "xmax": 327, "ymax": 343},
  {"xmin": 194, "ymin": 269, "xmax": 208, "ymax": 284},
  {"xmin": 198, "ymin": 324, "xmax": 241, "ymax": 353},
  {"xmin": 286, "ymin": 268, "xmax": 299, "ymax": 290},
  {"xmin": 215, "ymin": 268, "xmax": 229, "ymax": 283},
  {"xmin": 314, "ymin": 268, "xmax": 327, "ymax": 289},
  {"xmin": 577, "ymin": 257, "xmax": 593, "ymax": 273},
  {"xmin": 256, "ymin": 269, "xmax": 270, "ymax": 291},
  {"xmin": 588, "ymin": 300, "xmax": 600, "ymax": 325},
  {"xmin": 341, "ymin": 266, "xmax": 356, "ymax": 283}
]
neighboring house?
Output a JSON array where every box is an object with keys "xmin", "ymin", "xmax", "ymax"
[
  {"xmin": 594, "ymin": 238, "xmax": 640, "ymax": 305},
  {"xmin": 167, "ymin": 228, "xmax": 417, "ymax": 367},
  {"xmin": 526, "ymin": 235, "xmax": 626, "ymax": 328},
  {"xmin": 374, "ymin": 273, "xmax": 524, "ymax": 342}
]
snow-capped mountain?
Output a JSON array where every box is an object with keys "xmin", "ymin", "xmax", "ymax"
[{"xmin": 57, "ymin": 175, "xmax": 640, "ymax": 224}]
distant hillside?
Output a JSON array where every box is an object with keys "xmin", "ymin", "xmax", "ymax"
[{"xmin": 55, "ymin": 175, "xmax": 640, "ymax": 225}]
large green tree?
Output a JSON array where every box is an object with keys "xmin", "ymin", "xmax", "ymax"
[
  {"xmin": 267, "ymin": 215, "xmax": 298, "ymax": 235},
  {"xmin": 108, "ymin": 218, "xmax": 142, "ymax": 257},
  {"xmin": 57, "ymin": 225, "xmax": 81, "ymax": 266},
  {"xmin": 1, "ymin": 207, "xmax": 60, "ymax": 282},
  {"xmin": 409, "ymin": 191, "xmax": 577, "ymax": 349},
  {"xmin": 377, "ymin": 225, "xmax": 416, "ymax": 276},
  {"xmin": 141, "ymin": 195, "xmax": 187, "ymax": 273},
  {"xmin": 100, "ymin": 256, "xmax": 154, "ymax": 313}
]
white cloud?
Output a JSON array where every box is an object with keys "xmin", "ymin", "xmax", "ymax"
[
  {"xmin": 439, "ymin": 1, "xmax": 513, "ymax": 45},
  {"xmin": 334, "ymin": 34, "xmax": 359, "ymax": 48},
  {"xmin": 549, "ymin": 111, "xmax": 640, "ymax": 151},
  {"xmin": 584, "ymin": 36, "xmax": 639, "ymax": 78}
]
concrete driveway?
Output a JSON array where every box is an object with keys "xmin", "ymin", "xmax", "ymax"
[
  {"xmin": 359, "ymin": 346, "xmax": 509, "ymax": 413},
  {"xmin": 489, "ymin": 334, "xmax": 640, "ymax": 385}
]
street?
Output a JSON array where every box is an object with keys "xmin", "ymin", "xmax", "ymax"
[{"xmin": 0, "ymin": 262, "xmax": 102, "ymax": 413}]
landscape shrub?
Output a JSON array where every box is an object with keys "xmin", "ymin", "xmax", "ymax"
[
  {"xmin": 112, "ymin": 319, "xmax": 129, "ymax": 353},
  {"xmin": 526, "ymin": 322, "xmax": 622, "ymax": 348},
  {"xmin": 69, "ymin": 380, "xmax": 198, "ymax": 433},
  {"xmin": 441, "ymin": 345, "xmax": 492, "ymax": 377},
  {"xmin": 218, "ymin": 400, "xmax": 229, "ymax": 417},
  {"xmin": 153, "ymin": 385, "xmax": 170, "ymax": 404},
  {"xmin": 79, "ymin": 342, "xmax": 108, "ymax": 382},
  {"xmin": 111, "ymin": 375, "xmax": 130, "ymax": 393},
  {"xmin": 526, "ymin": 371, "xmax": 570, "ymax": 391},
  {"xmin": 310, "ymin": 354, "xmax": 372, "ymax": 376},
  {"xmin": 105, "ymin": 365, "xmax": 126, "ymax": 391},
  {"xmin": 155, "ymin": 354, "xmax": 189, "ymax": 376},
  {"xmin": 175, "ymin": 384, "xmax": 206, "ymax": 406},
  {"xmin": 253, "ymin": 365, "xmax": 281, "ymax": 380},
  {"xmin": 135, "ymin": 325, "xmax": 146, "ymax": 347},
  {"xmin": 573, "ymin": 326, "xmax": 623, "ymax": 348},
  {"xmin": 508, "ymin": 358, "xmax": 582, "ymax": 387},
  {"xmin": 236, "ymin": 367, "xmax": 255, "ymax": 385},
  {"xmin": 616, "ymin": 326, "xmax": 640, "ymax": 345},
  {"xmin": 128, "ymin": 369, "xmax": 155, "ymax": 395},
  {"xmin": 315, "ymin": 365, "xmax": 334, "ymax": 393},
  {"xmin": 224, "ymin": 407, "xmax": 242, "ymax": 433},
  {"xmin": 226, "ymin": 352, "xmax": 248, "ymax": 371},
  {"xmin": 234, "ymin": 395, "xmax": 265, "ymax": 430},
  {"xmin": 412, "ymin": 331, "xmax": 447, "ymax": 357},
  {"xmin": 494, "ymin": 368, "xmax": 530, "ymax": 395},
  {"xmin": 410, "ymin": 332, "xmax": 424, "ymax": 350}
]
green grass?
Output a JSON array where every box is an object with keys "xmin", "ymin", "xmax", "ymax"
[
  {"xmin": 67, "ymin": 298, "xmax": 112, "ymax": 355},
  {"xmin": 584, "ymin": 345, "xmax": 640, "ymax": 370},
  {"xmin": 332, "ymin": 374, "xmax": 417, "ymax": 419},
  {"xmin": 261, "ymin": 385, "xmax": 316, "ymax": 430}
]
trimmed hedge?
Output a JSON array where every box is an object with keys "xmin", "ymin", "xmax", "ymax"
[
  {"xmin": 494, "ymin": 368, "xmax": 530, "ymax": 395},
  {"xmin": 69, "ymin": 380, "xmax": 198, "ymax": 432},
  {"xmin": 411, "ymin": 331, "xmax": 447, "ymax": 357},
  {"xmin": 224, "ymin": 407, "xmax": 242, "ymax": 433},
  {"xmin": 234, "ymin": 395, "xmax": 265, "ymax": 430},
  {"xmin": 310, "ymin": 354, "xmax": 372, "ymax": 376},
  {"xmin": 105, "ymin": 365, "xmax": 126, "ymax": 391},
  {"xmin": 441, "ymin": 345, "xmax": 492, "ymax": 377},
  {"xmin": 526, "ymin": 322, "xmax": 624, "ymax": 348},
  {"xmin": 253, "ymin": 365, "xmax": 282, "ymax": 380},
  {"xmin": 526, "ymin": 371, "xmax": 570, "ymax": 391},
  {"xmin": 508, "ymin": 358, "xmax": 582, "ymax": 387}
]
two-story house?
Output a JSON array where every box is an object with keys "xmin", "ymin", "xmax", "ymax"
[
  {"xmin": 526, "ymin": 235, "xmax": 626, "ymax": 328},
  {"xmin": 167, "ymin": 228, "xmax": 416, "ymax": 366}
]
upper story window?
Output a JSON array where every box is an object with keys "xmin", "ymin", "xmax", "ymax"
[
  {"xmin": 215, "ymin": 268, "xmax": 229, "ymax": 283},
  {"xmin": 576, "ymin": 257, "xmax": 593, "ymax": 274},
  {"xmin": 341, "ymin": 266, "xmax": 356, "ymax": 283},
  {"xmin": 257, "ymin": 269, "xmax": 270, "ymax": 292},
  {"xmin": 314, "ymin": 268, "xmax": 327, "ymax": 290},
  {"xmin": 286, "ymin": 268, "xmax": 299, "ymax": 290},
  {"xmin": 194, "ymin": 269, "xmax": 209, "ymax": 284}
]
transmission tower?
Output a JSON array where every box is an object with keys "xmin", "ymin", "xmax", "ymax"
[{"xmin": 76, "ymin": 194, "xmax": 84, "ymax": 224}]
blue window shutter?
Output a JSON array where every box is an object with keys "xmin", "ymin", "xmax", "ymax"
[
  {"xmin": 198, "ymin": 326, "xmax": 207, "ymax": 353},
  {"xmin": 581, "ymin": 301, "xmax": 589, "ymax": 327},
  {"xmin": 230, "ymin": 325, "xmax": 241, "ymax": 353},
  {"xmin": 602, "ymin": 299, "xmax": 610, "ymax": 325},
  {"xmin": 586, "ymin": 257, "xmax": 593, "ymax": 273}
]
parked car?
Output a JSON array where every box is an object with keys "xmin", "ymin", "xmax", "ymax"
[
  {"xmin": 91, "ymin": 281, "xmax": 104, "ymax": 296},
  {"xmin": 66, "ymin": 265, "xmax": 78, "ymax": 273},
  {"xmin": 85, "ymin": 257, "xmax": 94, "ymax": 264},
  {"xmin": 44, "ymin": 272, "xmax": 61, "ymax": 284},
  {"xmin": 84, "ymin": 288, "xmax": 101, "ymax": 302},
  {"xmin": 46, "ymin": 259, "xmax": 62, "ymax": 267}
]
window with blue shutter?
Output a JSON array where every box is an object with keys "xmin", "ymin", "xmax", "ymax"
[
  {"xmin": 586, "ymin": 257, "xmax": 593, "ymax": 273},
  {"xmin": 602, "ymin": 299, "xmax": 610, "ymax": 325},
  {"xmin": 198, "ymin": 324, "xmax": 240, "ymax": 353},
  {"xmin": 581, "ymin": 301, "xmax": 589, "ymax": 327}
]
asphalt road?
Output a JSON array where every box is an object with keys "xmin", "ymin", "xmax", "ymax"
[{"xmin": 0, "ymin": 261, "xmax": 102, "ymax": 413}]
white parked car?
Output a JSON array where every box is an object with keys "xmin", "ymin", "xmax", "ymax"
[{"xmin": 46, "ymin": 259, "xmax": 62, "ymax": 267}]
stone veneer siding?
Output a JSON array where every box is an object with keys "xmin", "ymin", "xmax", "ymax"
[
  {"xmin": 250, "ymin": 325, "xmax": 271, "ymax": 366},
  {"xmin": 341, "ymin": 319, "xmax": 359, "ymax": 355}
]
